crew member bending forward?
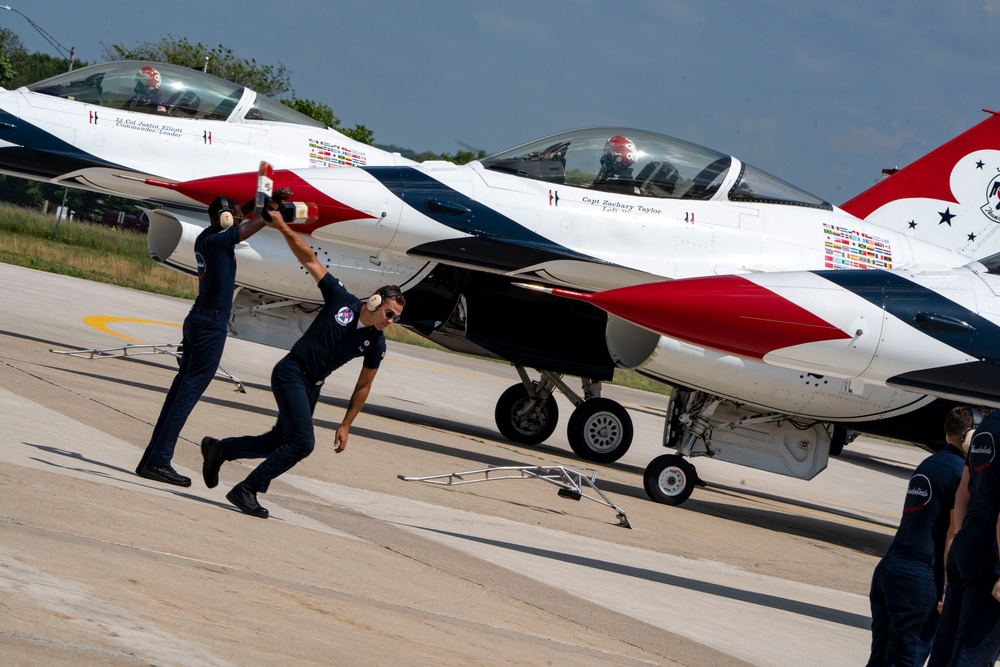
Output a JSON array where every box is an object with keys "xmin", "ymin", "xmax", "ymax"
[{"xmin": 201, "ymin": 209, "xmax": 404, "ymax": 518}]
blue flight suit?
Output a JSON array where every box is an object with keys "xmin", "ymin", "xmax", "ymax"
[
  {"xmin": 215, "ymin": 273, "xmax": 385, "ymax": 493},
  {"xmin": 137, "ymin": 224, "xmax": 240, "ymax": 470},
  {"xmin": 928, "ymin": 413, "xmax": 1000, "ymax": 666},
  {"xmin": 867, "ymin": 444, "xmax": 965, "ymax": 666}
]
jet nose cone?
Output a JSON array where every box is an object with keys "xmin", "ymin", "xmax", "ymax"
[{"xmin": 579, "ymin": 275, "xmax": 850, "ymax": 359}]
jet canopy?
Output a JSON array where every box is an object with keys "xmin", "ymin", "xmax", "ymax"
[
  {"xmin": 26, "ymin": 60, "xmax": 328, "ymax": 128},
  {"xmin": 481, "ymin": 127, "xmax": 830, "ymax": 209}
]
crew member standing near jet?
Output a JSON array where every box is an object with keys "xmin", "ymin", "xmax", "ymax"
[
  {"xmin": 200, "ymin": 210, "xmax": 404, "ymax": 518},
  {"xmin": 866, "ymin": 406, "xmax": 973, "ymax": 666},
  {"xmin": 927, "ymin": 407, "xmax": 1000, "ymax": 666},
  {"xmin": 135, "ymin": 193, "xmax": 279, "ymax": 486}
]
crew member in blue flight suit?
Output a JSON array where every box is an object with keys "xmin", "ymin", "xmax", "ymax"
[
  {"xmin": 928, "ymin": 408, "xmax": 1000, "ymax": 666},
  {"xmin": 135, "ymin": 194, "xmax": 273, "ymax": 486},
  {"xmin": 200, "ymin": 208, "xmax": 405, "ymax": 518},
  {"xmin": 867, "ymin": 406, "xmax": 973, "ymax": 667}
]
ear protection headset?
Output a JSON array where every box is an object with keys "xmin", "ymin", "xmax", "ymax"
[
  {"xmin": 366, "ymin": 287, "xmax": 403, "ymax": 312},
  {"xmin": 208, "ymin": 196, "xmax": 242, "ymax": 229},
  {"xmin": 972, "ymin": 407, "xmax": 984, "ymax": 429}
]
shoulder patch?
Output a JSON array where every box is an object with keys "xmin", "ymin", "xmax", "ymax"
[{"xmin": 335, "ymin": 306, "xmax": 355, "ymax": 326}]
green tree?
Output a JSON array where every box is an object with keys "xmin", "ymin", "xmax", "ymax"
[
  {"xmin": 0, "ymin": 28, "xmax": 84, "ymax": 86},
  {"xmin": 12, "ymin": 52, "xmax": 82, "ymax": 87},
  {"xmin": 0, "ymin": 40, "xmax": 15, "ymax": 88},
  {"xmin": 281, "ymin": 97, "xmax": 374, "ymax": 145},
  {"xmin": 385, "ymin": 146, "xmax": 487, "ymax": 165}
]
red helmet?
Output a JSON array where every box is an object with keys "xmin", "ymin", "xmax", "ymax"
[
  {"xmin": 136, "ymin": 66, "xmax": 161, "ymax": 92},
  {"xmin": 603, "ymin": 135, "xmax": 637, "ymax": 169}
]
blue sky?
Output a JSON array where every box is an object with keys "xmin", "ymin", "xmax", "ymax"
[{"xmin": 7, "ymin": 0, "xmax": 1000, "ymax": 203}]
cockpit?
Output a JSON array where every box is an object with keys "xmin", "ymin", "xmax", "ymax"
[
  {"xmin": 26, "ymin": 60, "xmax": 328, "ymax": 128},
  {"xmin": 481, "ymin": 127, "xmax": 831, "ymax": 210}
]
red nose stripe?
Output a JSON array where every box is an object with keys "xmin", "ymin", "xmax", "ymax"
[
  {"xmin": 148, "ymin": 169, "xmax": 375, "ymax": 233},
  {"xmin": 554, "ymin": 275, "xmax": 850, "ymax": 360}
]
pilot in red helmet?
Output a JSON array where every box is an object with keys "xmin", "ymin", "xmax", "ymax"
[
  {"xmin": 128, "ymin": 65, "xmax": 167, "ymax": 113},
  {"xmin": 137, "ymin": 66, "xmax": 161, "ymax": 92},
  {"xmin": 603, "ymin": 135, "xmax": 637, "ymax": 171},
  {"xmin": 592, "ymin": 135, "xmax": 641, "ymax": 195}
]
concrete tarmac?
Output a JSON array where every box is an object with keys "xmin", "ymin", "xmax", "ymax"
[{"xmin": 0, "ymin": 262, "xmax": 925, "ymax": 666}]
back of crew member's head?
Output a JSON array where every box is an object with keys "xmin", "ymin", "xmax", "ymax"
[
  {"xmin": 208, "ymin": 196, "xmax": 242, "ymax": 230},
  {"xmin": 945, "ymin": 406, "xmax": 977, "ymax": 453}
]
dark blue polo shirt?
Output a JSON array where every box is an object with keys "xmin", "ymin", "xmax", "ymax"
[
  {"xmin": 965, "ymin": 411, "xmax": 1000, "ymax": 528},
  {"xmin": 891, "ymin": 445, "xmax": 965, "ymax": 564},
  {"xmin": 192, "ymin": 225, "xmax": 240, "ymax": 312},
  {"xmin": 289, "ymin": 273, "xmax": 386, "ymax": 383}
]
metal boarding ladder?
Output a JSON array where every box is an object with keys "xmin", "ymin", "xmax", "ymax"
[
  {"xmin": 399, "ymin": 465, "xmax": 632, "ymax": 528},
  {"xmin": 49, "ymin": 343, "xmax": 246, "ymax": 393}
]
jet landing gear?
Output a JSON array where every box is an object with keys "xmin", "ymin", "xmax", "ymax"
[
  {"xmin": 494, "ymin": 379, "xmax": 559, "ymax": 445},
  {"xmin": 494, "ymin": 367, "xmax": 634, "ymax": 463},
  {"xmin": 644, "ymin": 455, "xmax": 700, "ymax": 505},
  {"xmin": 643, "ymin": 388, "xmax": 715, "ymax": 505}
]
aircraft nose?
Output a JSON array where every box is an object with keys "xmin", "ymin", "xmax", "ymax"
[{"xmin": 548, "ymin": 275, "xmax": 850, "ymax": 360}]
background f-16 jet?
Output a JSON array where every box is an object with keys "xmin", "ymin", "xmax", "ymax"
[{"xmin": 5, "ymin": 60, "xmax": 1000, "ymax": 505}]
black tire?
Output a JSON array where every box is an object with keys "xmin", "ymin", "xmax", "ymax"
[
  {"xmin": 567, "ymin": 398, "xmax": 633, "ymax": 463},
  {"xmin": 494, "ymin": 383, "xmax": 559, "ymax": 445},
  {"xmin": 829, "ymin": 425, "xmax": 849, "ymax": 457},
  {"xmin": 643, "ymin": 454, "xmax": 697, "ymax": 505}
]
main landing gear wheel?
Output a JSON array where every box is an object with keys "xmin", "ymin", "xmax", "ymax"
[
  {"xmin": 567, "ymin": 398, "xmax": 633, "ymax": 463},
  {"xmin": 494, "ymin": 383, "xmax": 559, "ymax": 445},
  {"xmin": 644, "ymin": 454, "xmax": 697, "ymax": 505}
]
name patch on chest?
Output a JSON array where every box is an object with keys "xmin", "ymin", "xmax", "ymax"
[{"xmin": 336, "ymin": 307, "xmax": 355, "ymax": 326}]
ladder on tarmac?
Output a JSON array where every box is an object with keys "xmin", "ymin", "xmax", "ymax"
[{"xmin": 399, "ymin": 465, "xmax": 632, "ymax": 528}]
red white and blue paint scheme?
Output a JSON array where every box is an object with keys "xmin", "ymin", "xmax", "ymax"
[
  {"xmin": 4, "ymin": 60, "xmax": 1000, "ymax": 504},
  {"xmin": 529, "ymin": 264, "xmax": 1000, "ymax": 501}
]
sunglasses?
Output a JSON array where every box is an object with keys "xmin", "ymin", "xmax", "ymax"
[{"xmin": 383, "ymin": 309, "xmax": 398, "ymax": 322}]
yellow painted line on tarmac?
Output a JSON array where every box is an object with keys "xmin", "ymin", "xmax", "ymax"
[{"xmin": 83, "ymin": 316, "xmax": 181, "ymax": 343}]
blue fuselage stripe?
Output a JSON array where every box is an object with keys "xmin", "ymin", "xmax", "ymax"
[{"xmin": 362, "ymin": 166, "xmax": 603, "ymax": 268}]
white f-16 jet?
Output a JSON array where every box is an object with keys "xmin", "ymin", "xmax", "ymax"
[{"xmin": 4, "ymin": 60, "xmax": 999, "ymax": 505}]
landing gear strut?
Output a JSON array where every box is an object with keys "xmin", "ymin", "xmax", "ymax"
[
  {"xmin": 643, "ymin": 388, "xmax": 715, "ymax": 505},
  {"xmin": 494, "ymin": 381, "xmax": 558, "ymax": 445},
  {"xmin": 494, "ymin": 366, "xmax": 634, "ymax": 463}
]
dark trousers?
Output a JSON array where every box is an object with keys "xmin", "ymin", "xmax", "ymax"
[
  {"xmin": 139, "ymin": 309, "xmax": 228, "ymax": 469},
  {"xmin": 927, "ymin": 524, "xmax": 1000, "ymax": 666},
  {"xmin": 867, "ymin": 548, "xmax": 939, "ymax": 667},
  {"xmin": 217, "ymin": 355, "xmax": 320, "ymax": 493}
]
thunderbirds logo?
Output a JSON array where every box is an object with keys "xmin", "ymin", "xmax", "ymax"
[
  {"xmin": 903, "ymin": 473, "xmax": 932, "ymax": 513},
  {"xmin": 335, "ymin": 306, "xmax": 354, "ymax": 326},
  {"xmin": 981, "ymin": 173, "xmax": 1000, "ymax": 224},
  {"xmin": 969, "ymin": 433, "xmax": 996, "ymax": 473}
]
